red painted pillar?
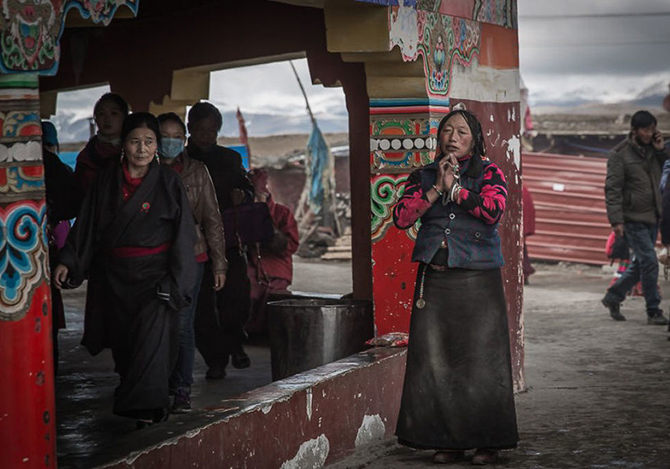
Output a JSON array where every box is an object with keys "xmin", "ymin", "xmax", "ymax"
[
  {"xmin": 367, "ymin": 4, "xmax": 523, "ymax": 389},
  {"xmin": 0, "ymin": 74, "xmax": 56, "ymax": 468}
]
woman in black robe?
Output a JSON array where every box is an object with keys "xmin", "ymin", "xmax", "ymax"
[
  {"xmin": 392, "ymin": 109, "xmax": 518, "ymax": 465},
  {"xmin": 54, "ymin": 112, "xmax": 196, "ymax": 427}
]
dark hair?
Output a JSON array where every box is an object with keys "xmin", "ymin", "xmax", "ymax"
[
  {"xmin": 157, "ymin": 112, "xmax": 187, "ymax": 135},
  {"xmin": 630, "ymin": 110, "xmax": 657, "ymax": 130},
  {"xmin": 436, "ymin": 109, "xmax": 487, "ymax": 158},
  {"xmin": 187, "ymin": 101, "xmax": 222, "ymax": 130},
  {"xmin": 121, "ymin": 112, "xmax": 161, "ymax": 146},
  {"xmin": 94, "ymin": 92, "xmax": 130, "ymax": 117}
]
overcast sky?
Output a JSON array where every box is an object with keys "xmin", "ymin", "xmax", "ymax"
[
  {"xmin": 518, "ymin": 0, "xmax": 670, "ymax": 106},
  {"xmin": 55, "ymin": 1, "xmax": 670, "ymax": 139}
]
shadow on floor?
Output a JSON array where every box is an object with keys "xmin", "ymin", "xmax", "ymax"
[{"xmin": 56, "ymin": 288, "xmax": 273, "ymax": 469}]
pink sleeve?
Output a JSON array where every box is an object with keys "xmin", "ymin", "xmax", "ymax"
[
  {"xmin": 393, "ymin": 177, "xmax": 431, "ymax": 229},
  {"xmin": 456, "ymin": 164, "xmax": 507, "ymax": 225}
]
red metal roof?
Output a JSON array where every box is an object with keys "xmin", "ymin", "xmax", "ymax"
[{"xmin": 523, "ymin": 152, "xmax": 610, "ymax": 265}]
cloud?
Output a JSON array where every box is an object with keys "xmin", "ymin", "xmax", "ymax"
[
  {"xmin": 518, "ymin": 0, "xmax": 670, "ymax": 106},
  {"xmin": 209, "ymin": 58, "xmax": 346, "ymax": 121}
]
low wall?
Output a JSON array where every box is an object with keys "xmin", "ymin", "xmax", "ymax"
[{"xmin": 98, "ymin": 348, "xmax": 406, "ymax": 469}]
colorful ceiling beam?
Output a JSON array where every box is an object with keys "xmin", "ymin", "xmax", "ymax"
[{"xmin": 0, "ymin": 0, "xmax": 139, "ymax": 75}]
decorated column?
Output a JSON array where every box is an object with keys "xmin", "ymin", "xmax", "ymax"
[
  {"xmin": 343, "ymin": 0, "xmax": 524, "ymax": 389},
  {"xmin": 0, "ymin": 73, "xmax": 53, "ymax": 468},
  {"xmin": 0, "ymin": 2, "xmax": 138, "ymax": 468}
]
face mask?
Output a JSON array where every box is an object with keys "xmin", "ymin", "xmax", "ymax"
[{"xmin": 160, "ymin": 137, "xmax": 185, "ymax": 159}]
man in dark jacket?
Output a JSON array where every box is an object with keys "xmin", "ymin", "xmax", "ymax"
[
  {"xmin": 603, "ymin": 110, "xmax": 669, "ymax": 324},
  {"xmin": 187, "ymin": 102, "xmax": 255, "ymax": 380}
]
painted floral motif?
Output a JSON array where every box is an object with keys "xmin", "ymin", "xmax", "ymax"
[
  {"xmin": 0, "ymin": 0, "xmax": 61, "ymax": 73},
  {"xmin": 0, "ymin": 110, "xmax": 42, "ymax": 138},
  {"xmin": 0, "ymin": 0, "xmax": 138, "ymax": 75},
  {"xmin": 0, "ymin": 166, "xmax": 45, "ymax": 195},
  {"xmin": 371, "ymin": 174, "xmax": 422, "ymax": 243},
  {"xmin": 474, "ymin": 0, "xmax": 516, "ymax": 29},
  {"xmin": 391, "ymin": 8, "xmax": 481, "ymax": 97},
  {"xmin": 370, "ymin": 117, "xmax": 430, "ymax": 170},
  {"xmin": 0, "ymin": 200, "xmax": 48, "ymax": 321}
]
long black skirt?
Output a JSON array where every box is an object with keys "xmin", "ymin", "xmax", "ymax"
[
  {"xmin": 101, "ymin": 252, "xmax": 178, "ymax": 421},
  {"xmin": 396, "ymin": 266, "xmax": 518, "ymax": 450}
]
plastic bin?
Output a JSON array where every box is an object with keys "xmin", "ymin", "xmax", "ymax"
[{"xmin": 267, "ymin": 298, "xmax": 373, "ymax": 381}]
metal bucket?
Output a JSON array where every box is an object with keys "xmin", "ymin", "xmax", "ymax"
[{"xmin": 268, "ymin": 299, "xmax": 373, "ymax": 381}]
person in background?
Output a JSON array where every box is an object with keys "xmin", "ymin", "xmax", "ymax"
[
  {"xmin": 187, "ymin": 102, "xmax": 254, "ymax": 380},
  {"xmin": 41, "ymin": 121, "xmax": 79, "ymax": 373},
  {"xmin": 660, "ymin": 140, "xmax": 670, "ymax": 340},
  {"xmin": 246, "ymin": 168, "xmax": 299, "ymax": 337},
  {"xmin": 522, "ymin": 186, "xmax": 536, "ymax": 285},
  {"xmin": 157, "ymin": 112, "xmax": 227, "ymax": 412},
  {"xmin": 392, "ymin": 109, "xmax": 518, "ymax": 465},
  {"xmin": 54, "ymin": 112, "xmax": 196, "ymax": 429},
  {"xmin": 74, "ymin": 92, "xmax": 129, "ymax": 198},
  {"xmin": 602, "ymin": 110, "xmax": 669, "ymax": 324}
]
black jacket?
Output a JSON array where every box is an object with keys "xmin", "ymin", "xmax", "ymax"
[
  {"xmin": 605, "ymin": 135, "xmax": 668, "ymax": 226},
  {"xmin": 186, "ymin": 141, "xmax": 253, "ymax": 211}
]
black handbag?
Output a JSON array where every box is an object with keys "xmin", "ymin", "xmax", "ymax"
[
  {"xmin": 609, "ymin": 235, "xmax": 630, "ymax": 261},
  {"xmin": 221, "ymin": 202, "xmax": 275, "ymax": 249}
]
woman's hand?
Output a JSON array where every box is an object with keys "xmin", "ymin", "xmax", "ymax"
[
  {"xmin": 53, "ymin": 264, "xmax": 69, "ymax": 290},
  {"xmin": 435, "ymin": 155, "xmax": 449, "ymax": 193},
  {"xmin": 231, "ymin": 188, "xmax": 246, "ymax": 206},
  {"xmin": 440, "ymin": 153, "xmax": 459, "ymax": 191},
  {"xmin": 213, "ymin": 273, "xmax": 226, "ymax": 291}
]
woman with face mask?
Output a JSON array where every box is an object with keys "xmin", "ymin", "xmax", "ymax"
[{"xmin": 157, "ymin": 112, "xmax": 228, "ymax": 413}]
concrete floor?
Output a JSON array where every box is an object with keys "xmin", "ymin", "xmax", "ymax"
[
  {"xmin": 56, "ymin": 259, "xmax": 670, "ymax": 468},
  {"xmin": 55, "ymin": 258, "xmax": 353, "ymax": 469},
  {"xmin": 330, "ymin": 263, "xmax": 670, "ymax": 469}
]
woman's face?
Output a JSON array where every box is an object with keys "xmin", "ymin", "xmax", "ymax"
[
  {"xmin": 160, "ymin": 119, "xmax": 186, "ymax": 140},
  {"xmin": 124, "ymin": 126, "xmax": 157, "ymax": 170},
  {"xmin": 94, "ymin": 100, "xmax": 125, "ymax": 139},
  {"xmin": 439, "ymin": 113, "xmax": 474, "ymax": 159}
]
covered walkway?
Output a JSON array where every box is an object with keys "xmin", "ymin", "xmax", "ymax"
[{"xmin": 56, "ymin": 258, "xmax": 353, "ymax": 468}]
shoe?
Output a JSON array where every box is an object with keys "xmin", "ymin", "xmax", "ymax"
[
  {"xmin": 432, "ymin": 451, "xmax": 464, "ymax": 464},
  {"xmin": 647, "ymin": 314, "xmax": 669, "ymax": 325},
  {"xmin": 205, "ymin": 366, "xmax": 227, "ymax": 380},
  {"xmin": 136, "ymin": 419, "xmax": 153, "ymax": 430},
  {"xmin": 471, "ymin": 449, "xmax": 498, "ymax": 466},
  {"xmin": 135, "ymin": 407, "xmax": 169, "ymax": 430},
  {"xmin": 172, "ymin": 387, "xmax": 191, "ymax": 414},
  {"xmin": 231, "ymin": 351, "xmax": 251, "ymax": 369},
  {"xmin": 602, "ymin": 297, "xmax": 626, "ymax": 321}
]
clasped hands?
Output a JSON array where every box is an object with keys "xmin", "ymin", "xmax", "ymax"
[{"xmin": 430, "ymin": 153, "xmax": 459, "ymax": 201}]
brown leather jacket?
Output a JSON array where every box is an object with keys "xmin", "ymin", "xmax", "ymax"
[{"xmin": 169, "ymin": 153, "xmax": 228, "ymax": 274}]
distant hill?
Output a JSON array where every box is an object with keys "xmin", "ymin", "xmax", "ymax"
[
  {"xmin": 533, "ymin": 80, "xmax": 668, "ymax": 116},
  {"xmin": 53, "ymin": 109, "xmax": 348, "ymax": 144}
]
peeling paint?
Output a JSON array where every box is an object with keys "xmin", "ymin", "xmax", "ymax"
[
  {"xmin": 306, "ymin": 389, "xmax": 313, "ymax": 421},
  {"xmin": 281, "ymin": 435, "xmax": 330, "ymax": 469},
  {"xmin": 449, "ymin": 62, "xmax": 520, "ymax": 103},
  {"xmin": 505, "ymin": 135, "xmax": 521, "ymax": 169},
  {"xmin": 355, "ymin": 414, "xmax": 386, "ymax": 447}
]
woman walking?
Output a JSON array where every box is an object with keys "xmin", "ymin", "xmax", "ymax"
[{"xmin": 54, "ymin": 112, "xmax": 196, "ymax": 428}]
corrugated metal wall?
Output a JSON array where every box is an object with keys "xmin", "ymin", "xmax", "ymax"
[{"xmin": 523, "ymin": 152, "xmax": 610, "ymax": 265}]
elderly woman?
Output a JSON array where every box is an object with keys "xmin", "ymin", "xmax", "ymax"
[
  {"xmin": 54, "ymin": 112, "xmax": 196, "ymax": 428},
  {"xmin": 157, "ymin": 112, "xmax": 227, "ymax": 413},
  {"xmin": 393, "ymin": 109, "xmax": 518, "ymax": 465}
]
